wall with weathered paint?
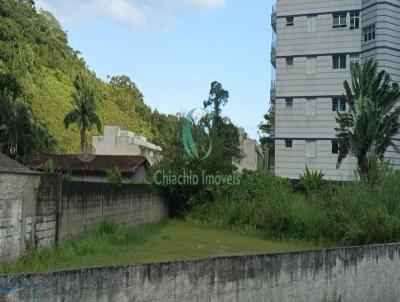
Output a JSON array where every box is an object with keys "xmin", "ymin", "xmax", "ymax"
[
  {"xmin": 0, "ymin": 171, "xmax": 41, "ymax": 263},
  {"xmin": 59, "ymin": 182, "xmax": 168, "ymax": 241},
  {"xmin": 0, "ymin": 243, "xmax": 400, "ymax": 301},
  {"xmin": 34, "ymin": 174, "xmax": 62, "ymax": 248},
  {"xmin": 0, "ymin": 173, "xmax": 168, "ymax": 263}
]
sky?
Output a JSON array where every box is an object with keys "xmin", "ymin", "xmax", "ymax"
[{"xmin": 35, "ymin": 0, "xmax": 272, "ymax": 140}]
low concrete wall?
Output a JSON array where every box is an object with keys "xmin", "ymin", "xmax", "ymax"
[
  {"xmin": 1, "ymin": 173, "xmax": 168, "ymax": 263},
  {"xmin": 34, "ymin": 174, "xmax": 62, "ymax": 248},
  {"xmin": 0, "ymin": 171, "xmax": 41, "ymax": 263},
  {"xmin": 0, "ymin": 243, "xmax": 400, "ymax": 301},
  {"xmin": 59, "ymin": 182, "xmax": 168, "ymax": 241}
]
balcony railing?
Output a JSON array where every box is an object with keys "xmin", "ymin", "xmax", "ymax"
[
  {"xmin": 271, "ymin": 4, "xmax": 277, "ymax": 32},
  {"xmin": 271, "ymin": 42, "xmax": 276, "ymax": 68}
]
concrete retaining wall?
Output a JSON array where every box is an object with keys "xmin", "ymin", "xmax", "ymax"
[
  {"xmin": 0, "ymin": 243, "xmax": 400, "ymax": 301},
  {"xmin": 34, "ymin": 174, "xmax": 62, "ymax": 248},
  {"xmin": 59, "ymin": 182, "xmax": 168, "ymax": 241},
  {"xmin": 0, "ymin": 171, "xmax": 41, "ymax": 263},
  {"xmin": 0, "ymin": 173, "xmax": 168, "ymax": 263}
]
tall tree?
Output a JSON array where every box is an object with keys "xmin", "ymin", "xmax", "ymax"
[
  {"xmin": 203, "ymin": 81, "xmax": 229, "ymax": 118},
  {"xmin": 258, "ymin": 104, "xmax": 275, "ymax": 167},
  {"xmin": 149, "ymin": 81, "xmax": 241, "ymax": 215},
  {"xmin": 203, "ymin": 81, "xmax": 241, "ymax": 170},
  {"xmin": 64, "ymin": 75, "xmax": 102, "ymax": 153},
  {"xmin": 0, "ymin": 72, "xmax": 53, "ymax": 161},
  {"xmin": 258, "ymin": 104, "xmax": 275, "ymax": 146},
  {"xmin": 336, "ymin": 59, "xmax": 400, "ymax": 181}
]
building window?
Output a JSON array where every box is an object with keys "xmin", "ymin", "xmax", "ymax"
[
  {"xmin": 306, "ymin": 140, "xmax": 317, "ymax": 158},
  {"xmin": 285, "ymin": 97, "xmax": 293, "ymax": 108},
  {"xmin": 332, "ymin": 140, "xmax": 339, "ymax": 154},
  {"xmin": 363, "ymin": 24, "xmax": 376, "ymax": 42},
  {"xmin": 286, "ymin": 16, "xmax": 294, "ymax": 26},
  {"xmin": 307, "ymin": 15, "xmax": 318, "ymax": 33},
  {"xmin": 332, "ymin": 98, "xmax": 346, "ymax": 112},
  {"xmin": 350, "ymin": 12, "xmax": 360, "ymax": 29},
  {"xmin": 306, "ymin": 98, "xmax": 317, "ymax": 115},
  {"xmin": 286, "ymin": 57, "xmax": 294, "ymax": 67},
  {"xmin": 350, "ymin": 54, "xmax": 360, "ymax": 66},
  {"xmin": 333, "ymin": 13, "xmax": 347, "ymax": 28},
  {"xmin": 333, "ymin": 55, "xmax": 346, "ymax": 69},
  {"xmin": 306, "ymin": 56, "xmax": 317, "ymax": 74},
  {"xmin": 285, "ymin": 139, "xmax": 293, "ymax": 148}
]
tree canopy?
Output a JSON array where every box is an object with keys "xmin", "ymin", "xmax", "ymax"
[{"xmin": 0, "ymin": 0, "xmax": 172, "ymax": 154}]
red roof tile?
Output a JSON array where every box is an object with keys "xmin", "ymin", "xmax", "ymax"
[{"xmin": 27, "ymin": 154, "xmax": 147, "ymax": 174}]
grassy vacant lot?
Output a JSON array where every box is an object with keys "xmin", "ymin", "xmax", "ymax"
[{"xmin": 0, "ymin": 220, "xmax": 321, "ymax": 274}]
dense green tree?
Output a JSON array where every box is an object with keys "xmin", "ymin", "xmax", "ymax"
[
  {"xmin": 203, "ymin": 81, "xmax": 229, "ymax": 118},
  {"xmin": 336, "ymin": 59, "xmax": 400, "ymax": 182},
  {"xmin": 258, "ymin": 104, "xmax": 275, "ymax": 167},
  {"xmin": 203, "ymin": 81, "xmax": 241, "ymax": 172},
  {"xmin": 0, "ymin": 0, "xmax": 162, "ymax": 153},
  {"xmin": 0, "ymin": 72, "xmax": 54, "ymax": 161},
  {"xmin": 258, "ymin": 104, "xmax": 275, "ymax": 146},
  {"xmin": 150, "ymin": 109, "xmax": 180, "ymax": 150},
  {"xmin": 64, "ymin": 75, "xmax": 102, "ymax": 152},
  {"xmin": 150, "ymin": 82, "xmax": 241, "ymax": 215}
]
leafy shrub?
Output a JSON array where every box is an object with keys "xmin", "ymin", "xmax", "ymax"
[
  {"xmin": 190, "ymin": 170, "xmax": 400, "ymax": 246},
  {"xmin": 106, "ymin": 168, "xmax": 122, "ymax": 184},
  {"xmin": 298, "ymin": 165, "xmax": 325, "ymax": 194},
  {"xmin": 95, "ymin": 218, "xmax": 119, "ymax": 236},
  {"xmin": 62, "ymin": 172, "xmax": 72, "ymax": 181}
]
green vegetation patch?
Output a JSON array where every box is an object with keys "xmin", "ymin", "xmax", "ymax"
[
  {"xmin": 190, "ymin": 170, "xmax": 400, "ymax": 246},
  {"xmin": 0, "ymin": 219, "xmax": 320, "ymax": 274},
  {"xmin": 0, "ymin": 1, "xmax": 175, "ymax": 154}
]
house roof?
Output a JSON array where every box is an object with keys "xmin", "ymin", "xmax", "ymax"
[
  {"xmin": 27, "ymin": 154, "xmax": 148, "ymax": 174},
  {"xmin": 0, "ymin": 153, "xmax": 32, "ymax": 173}
]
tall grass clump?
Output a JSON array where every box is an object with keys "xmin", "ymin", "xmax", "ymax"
[
  {"xmin": 190, "ymin": 170, "xmax": 400, "ymax": 246},
  {"xmin": 0, "ymin": 219, "xmax": 165, "ymax": 274}
]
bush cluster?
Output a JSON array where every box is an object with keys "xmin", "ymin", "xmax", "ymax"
[{"xmin": 189, "ymin": 170, "xmax": 400, "ymax": 246}]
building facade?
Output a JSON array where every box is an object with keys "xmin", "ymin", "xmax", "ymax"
[
  {"xmin": 92, "ymin": 126, "xmax": 162, "ymax": 166},
  {"xmin": 235, "ymin": 128, "xmax": 264, "ymax": 172},
  {"xmin": 271, "ymin": 0, "xmax": 400, "ymax": 181}
]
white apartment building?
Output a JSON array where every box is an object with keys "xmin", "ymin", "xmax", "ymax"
[{"xmin": 271, "ymin": 0, "xmax": 400, "ymax": 181}]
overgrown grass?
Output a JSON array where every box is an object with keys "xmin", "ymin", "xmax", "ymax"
[
  {"xmin": 0, "ymin": 219, "xmax": 320, "ymax": 274},
  {"xmin": 0, "ymin": 219, "xmax": 165, "ymax": 274},
  {"xmin": 189, "ymin": 170, "xmax": 400, "ymax": 246}
]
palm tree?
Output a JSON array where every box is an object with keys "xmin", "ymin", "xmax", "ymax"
[
  {"xmin": 64, "ymin": 76, "xmax": 102, "ymax": 153},
  {"xmin": 336, "ymin": 59, "xmax": 400, "ymax": 181}
]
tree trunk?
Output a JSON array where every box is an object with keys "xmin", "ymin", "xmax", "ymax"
[
  {"xmin": 358, "ymin": 156, "xmax": 369, "ymax": 182},
  {"xmin": 80, "ymin": 129, "xmax": 87, "ymax": 153}
]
